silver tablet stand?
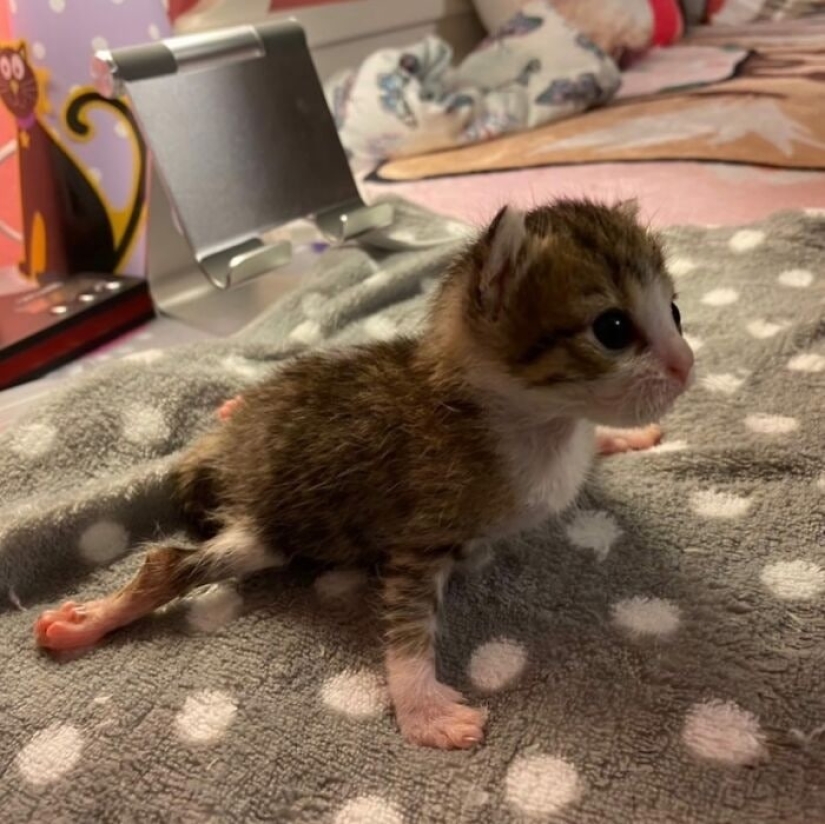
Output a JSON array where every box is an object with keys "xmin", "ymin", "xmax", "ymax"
[{"xmin": 92, "ymin": 21, "xmax": 393, "ymax": 335}]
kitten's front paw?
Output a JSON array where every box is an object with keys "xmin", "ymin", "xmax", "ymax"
[
  {"xmin": 395, "ymin": 685, "xmax": 487, "ymax": 749},
  {"xmin": 596, "ymin": 424, "xmax": 662, "ymax": 456}
]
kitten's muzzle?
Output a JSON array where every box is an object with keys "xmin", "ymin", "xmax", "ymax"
[
  {"xmin": 10, "ymin": 79, "xmax": 18, "ymax": 96},
  {"xmin": 656, "ymin": 335, "xmax": 694, "ymax": 390}
]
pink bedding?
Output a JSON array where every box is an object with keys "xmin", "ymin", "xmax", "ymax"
[{"xmin": 362, "ymin": 160, "xmax": 825, "ymax": 230}]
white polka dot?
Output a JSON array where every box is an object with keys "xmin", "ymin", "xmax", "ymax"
[
  {"xmin": 701, "ymin": 372, "xmax": 746, "ymax": 395},
  {"xmin": 505, "ymin": 754, "xmax": 582, "ymax": 817},
  {"xmin": 364, "ymin": 270, "xmax": 392, "ymax": 289},
  {"xmin": 468, "ymin": 639, "xmax": 527, "ymax": 692},
  {"xmin": 611, "ymin": 596, "xmax": 681, "ymax": 639},
  {"xmin": 683, "ymin": 700, "xmax": 765, "ymax": 765},
  {"xmin": 565, "ymin": 510, "xmax": 621, "ymax": 561},
  {"xmin": 89, "ymin": 167, "xmax": 103, "ymax": 183},
  {"xmin": 701, "ymin": 288, "xmax": 739, "ymax": 307},
  {"xmin": 364, "ymin": 316, "xmax": 397, "ymax": 341},
  {"xmin": 49, "ymin": 0, "xmax": 65, "ymax": 12},
  {"xmin": 787, "ymin": 353, "xmax": 825, "ymax": 373},
  {"xmin": 335, "ymin": 796, "xmax": 403, "ymax": 824},
  {"xmin": 641, "ymin": 439, "xmax": 688, "ymax": 454},
  {"xmin": 92, "ymin": 36, "xmax": 109, "ymax": 52},
  {"xmin": 691, "ymin": 490, "xmax": 752, "ymax": 519},
  {"xmin": 175, "ymin": 690, "xmax": 237, "ymax": 744},
  {"xmin": 148, "ymin": 23, "xmax": 161, "ymax": 40},
  {"xmin": 683, "ymin": 334, "xmax": 703, "ymax": 353},
  {"xmin": 187, "ymin": 584, "xmax": 243, "ymax": 632},
  {"xmin": 818, "ymin": 475, "xmax": 825, "ymax": 492},
  {"xmin": 761, "ymin": 560, "xmax": 825, "ymax": 601},
  {"xmin": 9, "ymin": 422, "xmax": 57, "ymax": 458},
  {"xmin": 78, "ymin": 520, "xmax": 129, "ymax": 564},
  {"xmin": 122, "ymin": 403, "xmax": 170, "ymax": 445},
  {"xmin": 728, "ymin": 229, "xmax": 765, "ymax": 253},
  {"xmin": 314, "ymin": 569, "xmax": 367, "ymax": 603},
  {"xmin": 114, "ymin": 121, "xmax": 129, "ymax": 138},
  {"xmin": 124, "ymin": 348, "xmax": 164, "ymax": 364},
  {"xmin": 32, "ymin": 41, "xmax": 47, "ymax": 60},
  {"xmin": 777, "ymin": 268, "xmax": 814, "ymax": 288},
  {"xmin": 747, "ymin": 319, "xmax": 787, "ymax": 339},
  {"xmin": 745, "ymin": 414, "xmax": 798, "ymax": 435},
  {"xmin": 300, "ymin": 291, "xmax": 326, "ymax": 319},
  {"xmin": 321, "ymin": 670, "xmax": 388, "ymax": 719},
  {"xmin": 289, "ymin": 319, "xmax": 323, "ymax": 345},
  {"xmin": 16, "ymin": 724, "xmax": 83, "ymax": 786},
  {"xmin": 669, "ymin": 257, "xmax": 696, "ymax": 277},
  {"xmin": 222, "ymin": 353, "xmax": 265, "ymax": 380}
]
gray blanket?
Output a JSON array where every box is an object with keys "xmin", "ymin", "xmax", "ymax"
[{"xmin": 1, "ymin": 201, "xmax": 823, "ymax": 823}]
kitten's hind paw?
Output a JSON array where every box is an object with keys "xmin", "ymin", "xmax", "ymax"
[{"xmin": 34, "ymin": 599, "xmax": 118, "ymax": 650}]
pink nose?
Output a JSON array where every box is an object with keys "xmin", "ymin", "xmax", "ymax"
[{"xmin": 664, "ymin": 340, "xmax": 695, "ymax": 386}]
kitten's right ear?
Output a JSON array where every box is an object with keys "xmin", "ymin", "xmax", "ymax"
[
  {"xmin": 476, "ymin": 205, "xmax": 528, "ymax": 318},
  {"xmin": 17, "ymin": 42, "xmax": 27, "ymax": 59}
]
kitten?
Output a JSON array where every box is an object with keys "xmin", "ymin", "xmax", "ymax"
[
  {"xmin": 34, "ymin": 199, "xmax": 693, "ymax": 749},
  {"xmin": 0, "ymin": 43, "xmax": 145, "ymax": 277}
]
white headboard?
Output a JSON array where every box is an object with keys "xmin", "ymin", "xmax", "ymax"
[{"xmin": 174, "ymin": 0, "xmax": 484, "ymax": 79}]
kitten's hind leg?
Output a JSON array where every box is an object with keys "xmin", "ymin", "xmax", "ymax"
[
  {"xmin": 382, "ymin": 549, "xmax": 487, "ymax": 750},
  {"xmin": 34, "ymin": 521, "xmax": 283, "ymax": 651}
]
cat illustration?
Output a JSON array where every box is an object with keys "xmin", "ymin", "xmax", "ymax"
[{"xmin": 0, "ymin": 42, "xmax": 146, "ymax": 278}]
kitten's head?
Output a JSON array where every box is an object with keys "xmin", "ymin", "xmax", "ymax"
[
  {"xmin": 433, "ymin": 199, "xmax": 694, "ymax": 427},
  {"xmin": 0, "ymin": 44, "xmax": 38, "ymax": 119}
]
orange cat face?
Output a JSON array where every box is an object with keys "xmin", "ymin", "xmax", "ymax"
[{"xmin": 0, "ymin": 43, "xmax": 38, "ymax": 119}]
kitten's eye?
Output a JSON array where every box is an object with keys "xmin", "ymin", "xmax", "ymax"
[
  {"xmin": 0, "ymin": 57, "xmax": 11, "ymax": 82},
  {"xmin": 592, "ymin": 309, "xmax": 635, "ymax": 351},
  {"xmin": 11, "ymin": 55, "xmax": 25, "ymax": 81},
  {"xmin": 671, "ymin": 301, "xmax": 682, "ymax": 333}
]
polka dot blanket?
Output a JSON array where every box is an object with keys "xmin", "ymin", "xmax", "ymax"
[{"xmin": 1, "ymin": 200, "xmax": 823, "ymax": 822}]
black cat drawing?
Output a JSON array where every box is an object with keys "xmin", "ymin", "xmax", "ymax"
[{"xmin": 0, "ymin": 41, "xmax": 146, "ymax": 278}]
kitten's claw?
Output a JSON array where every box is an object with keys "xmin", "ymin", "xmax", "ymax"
[{"xmin": 596, "ymin": 424, "xmax": 662, "ymax": 456}]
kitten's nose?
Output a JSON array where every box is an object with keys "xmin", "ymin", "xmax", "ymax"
[
  {"xmin": 663, "ymin": 339, "xmax": 694, "ymax": 387},
  {"xmin": 10, "ymin": 79, "xmax": 18, "ymax": 95}
]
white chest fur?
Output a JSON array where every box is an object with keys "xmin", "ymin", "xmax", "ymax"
[{"xmin": 492, "ymin": 418, "xmax": 596, "ymax": 536}]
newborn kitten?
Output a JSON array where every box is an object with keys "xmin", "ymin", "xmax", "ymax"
[{"xmin": 34, "ymin": 200, "xmax": 693, "ymax": 750}]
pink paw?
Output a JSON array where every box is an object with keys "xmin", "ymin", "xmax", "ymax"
[
  {"xmin": 34, "ymin": 600, "xmax": 114, "ymax": 651},
  {"xmin": 217, "ymin": 396, "xmax": 243, "ymax": 422},
  {"xmin": 597, "ymin": 424, "xmax": 662, "ymax": 456},
  {"xmin": 395, "ymin": 686, "xmax": 487, "ymax": 750}
]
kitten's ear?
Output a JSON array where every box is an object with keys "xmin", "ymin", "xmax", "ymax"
[
  {"xmin": 615, "ymin": 199, "xmax": 640, "ymax": 220},
  {"xmin": 477, "ymin": 205, "xmax": 528, "ymax": 317},
  {"xmin": 17, "ymin": 43, "xmax": 27, "ymax": 59}
]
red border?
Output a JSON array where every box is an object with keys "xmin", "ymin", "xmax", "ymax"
[{"xmin": 1, "ymin": 290, "xmax": 154, "ymax": 389}]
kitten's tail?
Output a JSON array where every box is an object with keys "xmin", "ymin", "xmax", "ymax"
[
  {"xmin": 171, "ymin": 429, "xmax": 225, "ymax": 539},
  {"xmin": 64, "ymin": 91, "xmax": 147, "ymax": 271}
]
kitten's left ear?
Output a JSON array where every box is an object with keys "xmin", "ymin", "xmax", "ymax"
[
  {"xmin": 477, "ymin": 205, "xmax": 528, "ymax": 317},
  {"xmin": 615, "ymin": 199, "xmax": 640, "ymax": 220},
  {"xmin": 17, "ymin": 43, "xmax": 28, "ymax": 59}
]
